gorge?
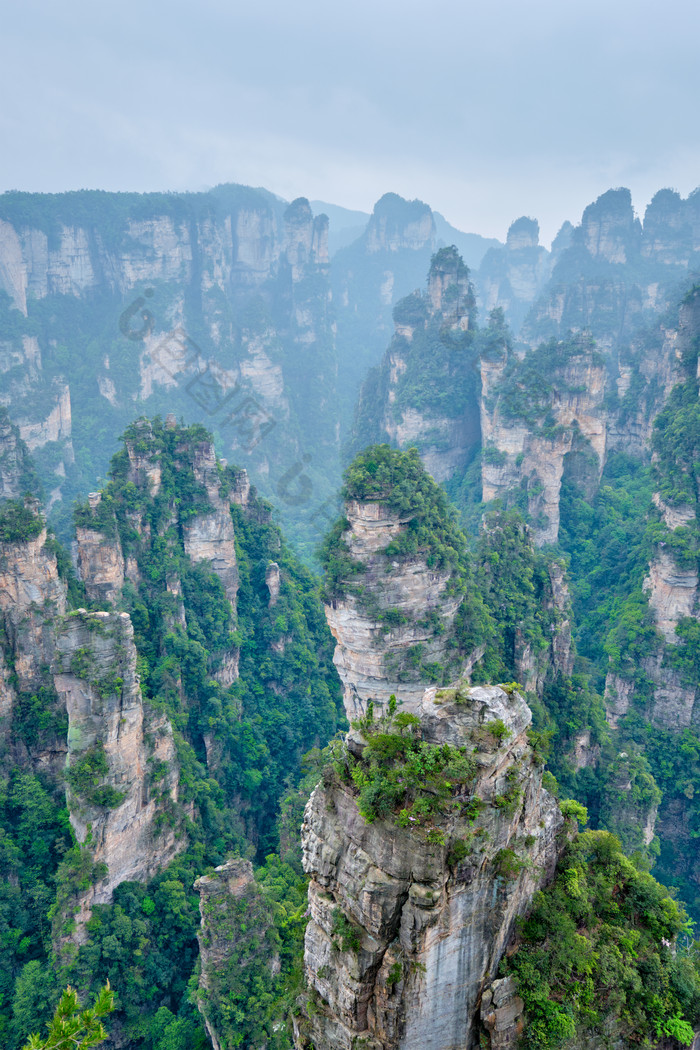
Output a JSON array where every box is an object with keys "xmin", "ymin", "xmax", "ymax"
[{"xmin": 2, "ymin": 180, "xmax": 700, "ymax": 1050}]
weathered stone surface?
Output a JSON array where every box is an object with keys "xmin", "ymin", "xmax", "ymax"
[
  {"xmin": 53, "ymin": 611, "xmax": 181, "ymax": 932},
  {"xmin": 0, "ymin": 522, "xmax": 66, "ymax": 691},
  {"xmin": 481, "ymin": 975, "xmax": 525, "ymax": 1050},
  {"xmin": 481, "ymin": 350, "xmax": 608, "ymax": 547},
  {"xmin": 195, "ymin": 857, "xmax": 276, "ymax": 1050},
  {"xmin": 325, "ymin": 499, "xmax": 463, "ymax": 721},
  {"xmin": 644, "ymin": 548, "xmax": 698, "ymax": 643},
  {"xmin": 0, "ymin": 411, "xmax": 35, "ymax": 498},
  {"xmin": 76, "ymin": 526, "xmax": 125, "ymax": 605},
  {"xmin": 299, "ymin": 683, "xmax": 562, "ymax": 1050}
]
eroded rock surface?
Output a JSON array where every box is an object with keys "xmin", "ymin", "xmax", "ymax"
[
  {"xmin": 297, "ymin": 682, "xmax": 562, "ymax": 1050},
  {"xmin": 53, "ymin": 610, "xmax": 181, "ymax": 931},
  {"xmin": 325, "ymin": 498, "xmax": 463, "ymax": 721}
]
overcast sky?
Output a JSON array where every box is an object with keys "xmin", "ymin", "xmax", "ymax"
[{"xmin": 2, "ymin": 0, "xmax": 699, "ymax": 245}]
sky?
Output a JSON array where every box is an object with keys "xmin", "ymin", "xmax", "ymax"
[{"xmin": 2, "ymin": 0, "xmax": 699, "ymax": 246}]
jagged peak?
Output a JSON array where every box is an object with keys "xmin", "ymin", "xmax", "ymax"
[
  {"xmin": 365, "ymin": 192, "xmax": 436, "ymax": 254},
  {"xmin": 284, "ymin": 196, "xmax": 313, "ymax": 225},
  {"xmin": 0, "ymin": 407, "xmax": 43, "ymax": 503},
  {"xmin": 506, "ymin": 215, "xmax": 540, "ymax": 250}
]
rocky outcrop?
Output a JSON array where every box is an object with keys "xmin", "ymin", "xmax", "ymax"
[
  {"xmin": 0, "ymin": 186, "xmax": 340, "ymax": 553},
  {"xmin": 480, "ymin": 976, "xmax": 525, "ymax": 1050},
  {"xmin": 644, "ymin": 548, "xmax": 698, "ymax": 643},
  {"xmin": 521, "ymin": 187, "xmax": 700, "ymax": 352},
  {"xmin": 297, "ymin": 681, "xmax": 562, "ymax": 1050},
  {"xmin": 194, "ymin": 858, "xmax": 275, "ymax": 1050},
  {"xmin": 351, "ymin": 246, "xmax": 481, "ymax": 485},
  {"xmin": 476, "ymin": 217, "xmax": 552, "ymax": 333},
  {"xmin": 0, "ymin": 410, "xmax": 37, "ymax": 498},
  {"xmin": 76, "ymin": 506, "xmax": 125, "ymax": 605},
  {"xmin": 365, "ymin": 194, "xmax": 435, "ymax": 255},
  {"xmin": 478, "ymin": 282, "xmax": 700, "ymax": 547},
  {"xmin": 53, "ymin": 610, "xmax": 181, "ymax": 929},
  {"xmin": 325, "ymin": 498, "xmax": 464, "ymax": 721},
  {"xmin": 17, "ymin": 381, "xmax": 73, "ymax": 452},
  {"xmin": 0, "ymin": 519, "xmax": 66, "ymax": 691},
  {"xmin": 183, "ymin": 440, "xmax": 238, "ymax": 607},
  {"xmin": 480, "ymin": 341, "xmax": 608, "ymax": 546}
]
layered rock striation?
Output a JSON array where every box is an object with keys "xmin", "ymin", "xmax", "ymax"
[
  {"xmin": 194, "ymin": 858, "xmax": 276, "ymax": 1050},
  {"xmin": 297, "ymin": 681, "xmax": 562, "ymax": 1050},
  {"xmin": 0, "ymin": 187, "xmax": 337, "ymax": 550},
  {"xmin": 304, "ymin": 448, "xmax": 564, "ymax": 1050},
  {"xmin": 53, "ymin": 610, "xmax": 181, "ymax": 922},
  {"xmin": 325, "ymin": 496, "xmax": 464, "ymax": 720}
]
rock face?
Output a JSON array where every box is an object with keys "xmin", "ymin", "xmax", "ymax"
[
  {"xmin": 365, "ymin": 194, "xmax": 436, "ymax": 255},
  {"xmin": 76, "ymin": 522, "xmax": 125, "ymax": 605},
  {"xmin": 0, "ymin": 186, "xmax": 338, "ymax": 552},
  {"xmin": 520, "ymin": 187, "xmax": 700, "ymax": 350},
  {"xmin": 644, "ymin": 547, "xmax": 698, "ymax": 643},
  {"xmin": 324, "ymin": 498, "xmax": 464, "ymax": 721},
  {"xmin": 0, "ymin": 409, "xmax": 38, "ymax": 498},
  {"xmin": 602, "ymin": 290, "xmax": 700, "ymax": 731},
  {"xmin": 303, "ymin": 459, "xmax": 563, "ymax": 1050},
  {"xmin": 478, "ymin": 283, "xmax": 696, "ymax": 546},
  {"xmin": 480, "ymin": 976, "xmax": 525, "ymax": 1050},
  {"xmin": 53, "ymin": 611, "xmax": 181, "ymax": 925},
  {"xmin": 0, "ymin": 508, "xmax": 68, "ymax": 767},
  {"xmin": 183, "ymin": 440, "xmax": 238, "ymax": 607},
  {"xmin": 476, "ymin": 217, "xmax": 552, "ymax": 333},
  {"xmin": 298, "ymin": 682, "xmax": 562, "ymax": 1050},
  {"xmin": 350, "ymin": 246, "xmax": 480, "ymax": 484},
  {"xmin": 480, "ymin": 339, "xmax": 608, "ymax": 546},
  {"xmin": 0, "ymin": 519, "xmax": 66, "ymax": 691},
  {"xmin": 195, "ymin": 858, "xmax": 276, "ymax": 1050}
]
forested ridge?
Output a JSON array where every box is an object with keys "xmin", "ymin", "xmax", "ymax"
[{"xmin": 3, "ymin": 186, "xmax": 700, "ymax": 1050}]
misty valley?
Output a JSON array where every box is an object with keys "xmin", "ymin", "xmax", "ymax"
[{"xmin": 2, "ymin": 182, "xmax": 700, "ymax": 1050}]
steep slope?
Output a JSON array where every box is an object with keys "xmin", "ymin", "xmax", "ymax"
[
  {"xmin": 298, "ymin": 448, "xmax": 564, "ymax": 1049},
  {"xmin": 521, "ymin": 187, "xmax": 700, "ymax": 351},
  {"xmin": 298, "ymin": 684, "xmax": 562, "ymax": 1050},
  {"xmin": 350, "ymin": 246, "xmax": 480, "ymax": 483},
  {"xmin": 0, "ymin": 414, "xmax": 343, "ymax": 1049},
  {"xmin": 0, "ymin": 187, "xmax": 337, "ymax": 556}
]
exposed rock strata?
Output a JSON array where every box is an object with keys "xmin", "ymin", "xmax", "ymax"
[
  {"xmin": 0, "ymin": 520, "xmax": 66, "ymax": 692},
  {"xmin": 194, "ymin": 858, "xmax": 274, "ymax": 1050},
  {"xmin": 76, "ymin": 523, "xmax": 125, "ymax": 605},
  {"xmin": 298, "ymin": 682, "xmax": 562, "ymax": 1050},
  {"xmin": 480, "ymin": 975, "xmax": 525, "ymax": 1050},
  {"xmin": 53, "ymin": 610, "xmax": 181, "ymax": 928},
  {"xmin": 325, "ymin": 499, "xmax": 463, "ymax": 721}
]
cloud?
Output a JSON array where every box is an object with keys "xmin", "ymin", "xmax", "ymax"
[{"xmin": 1, "ymin": 0, "xmax": 699, "ymax": 242}]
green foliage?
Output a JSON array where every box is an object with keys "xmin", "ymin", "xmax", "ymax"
[
  {"xmin": 558, "ymin": 453, "xmax": 657, "ymax": 690},
  {"xmin": 495, "ymin": 334, "xmax": 603, "ymax": 430},
  {"xmin": 0, "ymin": 501, "xmax": 44, "ymax": 544},
  {"xmin": 559, "ymin": 799, "xmax": 588, "ymax": 826},
  {"xmin": 0, "ymin": 771, "xmax": 72, "ymax": 1047},
  {"xmin": 65, "ymin": 743, "xmax": 126, "ymax": 809},
  {"xmin": 21, "ymin": 983, "xmax": 114, "ymax": 1050},
  {"xmin": 494, "ymin": 848, "xmax": 525, "ymax": 880},
  {"xmin": 652, "ymin": 372, "xmax": 700, "ymax": 508},
  {"xmin": 386, "ymin": 961, "xmax": 403, "ymax": 992},
  {"xmin": 338, "ymin": 708, "xmax": 477, "ymax": 827},
  {"xmin": 507, "ymin": 831, "xmax": 700, "ymax": 1050},
  {"xmin": 487, "ymin": 719, "xmax": 511, "ymax": 742},
  {"xmin": 19, "ymin": 982, "xmax": 113, "ymax": 1050},
  {"xmin": 331, "ymin": 908, "xmax": 362, "ymax": 953},
  {"xmin": 2, "ymin": 417, "xmax": 342, "ymax": 1045},
  {"xmin": 321, "ymin": 445, "xmax": 493, "ymax": 680}
]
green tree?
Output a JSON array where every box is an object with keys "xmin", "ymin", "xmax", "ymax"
[{"xmin": 21, "ymin": 983, "xmax": 114, "ymax": 1050}]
